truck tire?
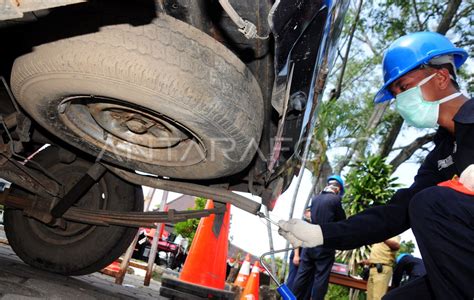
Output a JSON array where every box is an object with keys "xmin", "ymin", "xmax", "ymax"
[
  {"xmin": 4, "ymin": 146, "xmax": 144, "ymax": 275},
  {"xmin": 10, "ymin": 15, "xmax": 264, "ymax": 180}
]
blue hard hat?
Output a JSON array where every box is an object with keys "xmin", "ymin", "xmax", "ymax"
[
  {"xmin": 396, "ymin": 253, "xmax": 411, "ymax": 264},
  {"xmin": 374, "ymin": 32, "xmax": 468, "ymax": 103},
  {"xmin": 327, "ymin": 175, "xmax": 344, "ymax": 196}
]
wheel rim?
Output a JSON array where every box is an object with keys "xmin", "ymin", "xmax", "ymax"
[
  {"xmin": 57, "ymin": 96, "xmax": 206, "ymax": 167},
  {"xmin": 28, "ymin": 163, "xmax": 108, "ymax": 245}
]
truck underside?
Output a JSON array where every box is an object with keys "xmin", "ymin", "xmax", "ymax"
[
  {"xmin": 0, "ymin": 0, "xmax": 348, "ymax": 275},
  {"xmin": 0, "ymin": 0, "xmax": 272, "ymax": 274}
]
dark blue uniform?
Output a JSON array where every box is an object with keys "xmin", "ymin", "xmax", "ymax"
[
  {"xmin": 292, "ymin": 192, "xmax": 346, "ymax": 300},
  {"xmin": 286, "ymin": 248, "xmax": 301, "ymax": 290},
  {"xmin": 392, "ymin": 255, "xmax": 426, "ymax": 288},
  {"xmin": 321, "ymin": 100, "xmax": 474, "ymax": 299}
]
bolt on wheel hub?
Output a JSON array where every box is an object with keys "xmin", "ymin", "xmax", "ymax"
[{"xmin": 57, "ymin": 96, "xmax": 206, "ymax": 167}]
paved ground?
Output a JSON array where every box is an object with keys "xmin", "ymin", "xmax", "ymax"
[{"xmin": 0, "ymin": 225, "xmax": 167, "ymax": 300}]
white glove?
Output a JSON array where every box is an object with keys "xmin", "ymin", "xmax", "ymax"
[
  {"xmin": 278, "ymin": 219, "xmax": 324, "ymax": 248},
  {"xmin": 460, "ymin": 164, "xmax": 474, "ymax": 192}
]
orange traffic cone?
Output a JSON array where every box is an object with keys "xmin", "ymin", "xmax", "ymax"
[
  {"xmin": 240, "ymin": 261, "xmax": 260, "ymax": 300},
  {"xmin": 179, "ymin": 200, "xmax": 231, "ymax": 289},
  {"xmin": 234, "ymin": 253, "xmax": 251, "ymax": 288}
]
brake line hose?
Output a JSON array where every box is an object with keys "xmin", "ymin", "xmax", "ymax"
[{"xmin": 218, "ymin": 0, "xmax": 269, "ymax": 39}]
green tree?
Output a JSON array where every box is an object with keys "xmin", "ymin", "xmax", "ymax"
[
  {"xmin": 343, "ymin": 155, "xmax": 400, "ymax": 215},
  {"xmin": 325, "ymin": 284, "xmax": 351, "ymax": 300},
  {"xmin": 173, "ymin": 197, "xmax": 206, "ymax": 247},
  {"xmin": 398, "ymin": 240, "xmax": 416, "ymax": 255}
]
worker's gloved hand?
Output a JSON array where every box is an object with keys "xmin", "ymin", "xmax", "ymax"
[
  {"xmin": 278, "ymin": 219, "xmax": 324, "ymax": 248},
  {"xmin": 277, "ymin": 226, "xmax": 303, "ymax": 248},
  {"xmin": 460, "ymin": 164, "xmax": 474, "ymax": 191}
]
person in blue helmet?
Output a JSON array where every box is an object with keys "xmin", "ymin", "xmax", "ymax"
[
  {"xmin": 278, "ymin": 31, "xmax": 474, "ymax": 299},
  {"xmin": 291, "ymin": 175, "xmax": 346, "ymax": 300},
  {"xmin": 392, "ymin": 253, "xmax": 426, "ymax": 288}
]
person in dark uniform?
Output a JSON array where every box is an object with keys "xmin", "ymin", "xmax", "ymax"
[
  {"xmin": 286, "ymin": 207, "xmax": 310, "ymax": 291},
  {"xmin": 278, "ymin": 32, "xmax": 474, "ymax": 299},
  {"xmin": 392, "ymin": 253, "xmax": 426, "ymax": 288},
  {"xmin": 286, "ymin": 208, "xmax": 312, "ymax": 291},
  {"xmin": 291, "ymin": 176, "xmax": 346, "ymax": 300},
  {"xmin": 286, "ymin": 247, "xmax": 301, "ymax": 290}
]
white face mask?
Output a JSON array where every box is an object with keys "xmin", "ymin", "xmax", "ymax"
[
  {"xmin": 395, "ymin": 73, "xmax": 462, "ymax": 128},
  {"xmin": 323, "ymin": 184, "xmax": 340, "ymax": 195}
]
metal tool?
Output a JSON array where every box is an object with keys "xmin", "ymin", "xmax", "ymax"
[
  {"xmin": 260, "ymin": 249, "xmax": 296, "ymax": 300},
  {"xmin": 256, "ymin": 211, "xmax": 280, "ymax": 227}
]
